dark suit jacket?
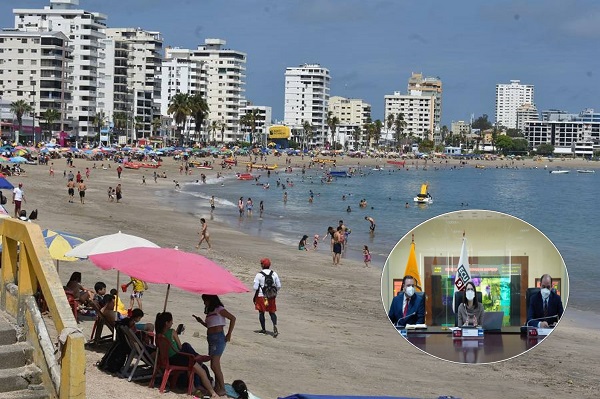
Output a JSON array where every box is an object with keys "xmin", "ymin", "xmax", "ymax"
[
  {"xmin": 527, "ymin": 291, "xmax": 563, "ymax": 326},
  {"xmin": 388, "ymin": 292, "xmax": 425, "ymax": 326}
]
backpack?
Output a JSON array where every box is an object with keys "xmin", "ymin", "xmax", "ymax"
[
  {"xmin": 96, "ymin": 326, "xmax": 130, "ymax": 373},
  {"xmin": 260, "ymin": 271, "xmax": 278, "ymax": 299}
]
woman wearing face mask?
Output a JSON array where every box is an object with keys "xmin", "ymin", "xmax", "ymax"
[{"xmin": 457, "ymin": 281, "xmax": 485, "ymax": 327}]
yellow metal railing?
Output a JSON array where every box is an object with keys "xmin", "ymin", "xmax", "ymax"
[{"xmin": 0, "ymin": 218, "xmax": 85, "ymax": 399}]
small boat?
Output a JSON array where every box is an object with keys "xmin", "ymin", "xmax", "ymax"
[
  {"xmin": 550, "ymin": 170, "xmax": 569, "ymax": 174},
  {"xmin": 195, "ymin": 165, "xmax": 214, "ymax": 170},
  {"xmin": 123, "ymin": 162, "xmax": 140, "ymax": 169},
  {"xmin": 245, "ymin": 163, "xmax": 278, "ymax": 170},
  {"xmin": 224, "ymin": 158, "xmax": 237, "ymax": 165},
  {"xmin": 236, "ymin": 173, "xmax": 254, "ymax": 180},
  {"xmin": 475, "ymin": 164, "xmax": 486, "ymax": 169},
  {"xmin": 577, "ymin": 170, "xmax": 595, "ymax": 174},
  {"xmin": 314, "ymin": 158, "xmax": 336, "ymax": 164},
  {"xmin": 328, "ymin": 170, "xmax": 351, "ymax": 178},
  {"xmin": 414, "ymin": 183, "xmax": 433, "ymax": 204}
]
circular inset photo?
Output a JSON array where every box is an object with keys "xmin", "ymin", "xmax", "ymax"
[{"xmin": 381, "ymin": 210, "xmax": 569, "ymax": 364}]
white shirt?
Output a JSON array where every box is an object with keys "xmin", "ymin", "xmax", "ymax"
[
  {"xmin": 253, "ymin": 269, "xmax": 281, "ymax": 298},
  {"xmin": 13, "ymin": 187, "xmax": 23, "ymax": 201}
]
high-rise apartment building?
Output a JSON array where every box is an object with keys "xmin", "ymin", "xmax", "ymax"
[
  {"xmin": 328, "ymin": 96, "xmax": 371, "ymax": 126},
  {"xmin": 13, "ymin": 0, "xmax": 107, "ymax": 138},
  {"xmin": 495, "ymin": 80, "xmax": 534, "ymax": 129},
  {"xmin": 407, "ymin": 73, "xmax": 442, "ymax": 129},
  {"xmin": 284, "ymin": 64, "xmax": 330, "ymax": 146},
  {"xmin": 0, "ymin": 29, "xmax": 72, "ymax": 142},
  {"xmin": 384, "ymin": 90, "xmax": 435, "ymax": 141},
  {"xmin": 515, "ymin": 103, "xmax": 538, "ymax": 131},
  {"xmin": 161, "ymin": 39, "xmax": 246, "ymax": 143},
  {"xmin": 103, "ymin": 28, "xmax": 163, "ymax": 138}
]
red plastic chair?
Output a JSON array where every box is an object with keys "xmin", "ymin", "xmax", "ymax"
[
  {"xmin": 64, "ymin": 289, "xmax": 78, "ymax": 322},
  {"xmin": 148, "ymin": 334, "xmax": 196, "ymax": 395}
]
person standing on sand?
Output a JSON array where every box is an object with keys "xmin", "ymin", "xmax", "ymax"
[
  {"xmin": 363, "ymin": 245, "xmax": 371, "ymax": 267},
  {"xmin": 253, "ymin": 258, "xmax": 281, "ymax": 337},
  {"xmin": 332, "ymin": 228, "xmax": 342, "ymax": 266},
  {"xmin": 67, "ymin": 179, "xmax": 75, "ymax": 203},
  {"xmin": 115, "ymin": 184, "xmax": 122, "ymax": 203},
  {"xmin": 259, "ymin": 200, "xmax": 264, "ymax": 218},
  {"xmin": 77, "ymin": 179, "xmax": 87, "ymax": 204},
  {"xmin": 196, "ymin": 218, "xmax": 212, "ymax": 249},
  {"xmin": 116, "ymin": 165, "xmax": 123, "ymax": 179},
  {"xmin": 12, "ymin": 183, "xmax": 25, "ymax": 218}
]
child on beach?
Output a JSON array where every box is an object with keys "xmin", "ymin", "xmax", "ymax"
[
  {"xmin": 121, "ymin": 277, "xmax": 148, "ymax": 310},
  {"xmin": 313, "ymin": 234, "xmax": 319, "ymax": 251},
  {"xmin": 363, "ymin": 245, "xmax": 371, "ymax": 267}
]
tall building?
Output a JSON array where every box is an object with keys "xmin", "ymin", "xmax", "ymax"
[
  {"xmin": 495, "ymin": 80, "xmax": 534, "ymax": 129},
  {"xmin": 407, "ymin": 73, "xmax": 442, "ymax": 129},
  {"xmin": 161, "ymin": 39, "xmax": 246, "ymax": 143},
  {"xmin": 0, "ymin": 29, "xmax": 72, "ymax": 142},
  {"xmin": 524, "ymin": 119, "xmax": 599, "ymax": 155},
  {"xmin": 103, "ymin": 28, "xmax": 163, "ymax": 138},
  {"xmin": 328, "ymin": 96, "xmax": 371, "ymax": 126},
  {"xmin": 13, "ymin": 0, "xmax": 107, "ymax": 138},
  {"xmin": 384, "ymin": 90, "xmax": 435, "ymax": 142},
  {"xmin": 451, "ymin": 120, "xmax": 471, "ymax": 136},
  {"xmin": 284, "ymin": 64, "xmax": 330, "ymax": 146},
  {"xmin": 515, "ymin": 103, "xmax": 538, "ymax": 131}
]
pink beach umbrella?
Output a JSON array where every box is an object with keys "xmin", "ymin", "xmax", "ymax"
[{"xmin": 89, "ymin": 247, "xmax": 249, "ymax": 311}]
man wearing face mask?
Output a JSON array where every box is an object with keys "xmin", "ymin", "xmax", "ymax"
[
  {"xmin": 527, "ymin": 274, "xmax": 564, "ymax": 327},
  {"xmin": 388, "ymin": 275, "xmax": 425, "ymax": 327}
]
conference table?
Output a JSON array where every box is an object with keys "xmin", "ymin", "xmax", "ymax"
[{"xmin": 398, "ymin": 326, "xmax": 545, "ymax": 363}]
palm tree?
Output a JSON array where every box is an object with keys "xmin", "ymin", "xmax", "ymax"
[
  {"xmin": 393, "ymin": 113, "xmax": 407, "ymax": 151},
  {"xmin": 374, "ymin": 119, "xmax": 383, "ymax": 149},
  {"xmin": 189, "ymin": 93, "xmax": 209, "ymax": 144},
  {"xmin": 93, "ymin": 111, "xmax": 106, "ymax": 143},
  {"xmin": 10, "ymin": 100, "xmax": 33, "ymax": 144},
  {"xmin": 209, "ymin": 120, "xmax": 219, "ymax": 145},
  {"xmin": 113, "ymin": 112, "xmax": 127, "ymax": 134},
  {"xmin": 352, "ymin": 126, "xmax": 361, "ymax": 151},
  {"xmin": 151, "ymin": 116, "xmax": 162, "ymax": 137},
  {"xmin": 240, "ymin": 109, "xmax": 262, "ymax": 146},
  {"xmin": 326, "ymin": 111, "xmax": 339, "ymax": 150},
  {"xmin": 302, "ymin": 120, "xmax": 313, "ymax": 150},
  {"xmin": 220, "ymin": 120, "xmax": 226, "ymax": 145},
  {"xmin": 168, "ymin": 93, "xmax": 191, "ymax": 146},
  {"xmin": 41, "ymin": 108, "xmax": 60, "ymax": 142}
]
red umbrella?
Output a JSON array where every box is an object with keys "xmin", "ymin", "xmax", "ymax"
[{"xmin": 89, "ymin": 247, "xmax": 249, "ymax": 310}]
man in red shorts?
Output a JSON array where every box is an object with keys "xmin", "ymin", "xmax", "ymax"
[{"xmin": 253, "ymin": 258, "xmax": 281, "ymax": 337}]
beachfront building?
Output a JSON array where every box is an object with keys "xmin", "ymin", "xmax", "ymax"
[
  {"xmin": 495, "ymin": 80, "xmax": 534, "ymax": 129},
  {"xmin": 407, "ymin": 72, "xmax": 442, "ymax": 130},
  {"xmin": 284, "ymin": 64, "xmax": 330, "ymax": 147},
  {"xmin": 523, "ymin": 118, "xmax": 600, "ymax": 156},
  {"xmin": 516, "ymin": 103, "xmax": 538, "ymax": 132},
  {"xmin": 327, "ymin": 96, "xmax": 371, "ymax": 126},
  {"xmin": 161, "ymin": 39, "xmax": 246, "ymax": 143},
  {"xmin": 383, "ymin": 90, "xmax": 435, "ymax": 143},
  {"xmin": 451, "ymin": 120, "xmax": 471, "ymax": 136},
  {"xmin": 541, "ymin": 109, "xmax": 572, "ymax": 122},
  {"xmin": 13, "ymin": 0, "xmax": 107, "ymax": 138},
  {"xmin": 0, "ymin": 29, "xmax": 72, "ymax": 143},
  {"xmin": 239, "ymin": 105, "xmax": 272, "ymax": 146},
  {"xmin": 101, "ymin": 28, "xmax": 163, "ymax": 140}
]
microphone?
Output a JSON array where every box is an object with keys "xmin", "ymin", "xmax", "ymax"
[
  {"xmin": 395, "ymin": 312, "xmax": 416, "ymax": 328},
  {"xmin": 525, "ymin": 315, "xmax": 558, "ymax": 327}
]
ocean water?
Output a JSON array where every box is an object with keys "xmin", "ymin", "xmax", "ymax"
[{"xmin": 160, "ymin": 161, "xmax": 599, "ymax": 313}]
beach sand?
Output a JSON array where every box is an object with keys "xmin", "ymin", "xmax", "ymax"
[{"xmin": 7, "ymin": 154, "xmax": 599, "ymax": 399}]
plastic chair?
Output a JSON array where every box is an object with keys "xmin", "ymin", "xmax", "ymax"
[{"xmin": 148, "ymin": 334, "xmax": 196, "ymax": 395}]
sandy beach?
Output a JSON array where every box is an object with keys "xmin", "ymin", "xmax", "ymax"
[{"xmin": 6, "ymin": 154, "xmax": 599, "ymax": 399}]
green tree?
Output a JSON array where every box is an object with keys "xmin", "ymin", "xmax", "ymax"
[
  {"xmin": 41, "ymin": 108, "xmax": 60, "ymax": 142},
  {"xmin": 352, "ymin": 126, "xmax": 361, "ymax": 150},
  {"xmin": 189, "ymin": 93, "xmax": 209, "ymax": 144},
  {"xmin": 536, "ymin": 143, "xmax": 554, "ymax": 156},
  {"xmin": 151, "ymin": 117, "xmax": 162, "ymax": 136},
  {"xmin": 92, "ymin": 111, "xmax": 106, "ymax": 142},
  {"xmin": 373, "ymin": 119, "xmax": 383, "ymax": 149},
  {"xmin": 506, "ymin": 128, "xmax": 523, "ymax": 138},
  {"xmin": 302, "ymin": 120, "xmax": 313, "ymax": 149},
  {"xmin": 240, "ymin": 108, "xmax": 262, "ymax": 146},
  {"xmin": 208, "ymin": 120, "xmax": 220, "ymax": 145},
  {"xmin": 472, "ymin": 114, "xmax": 493, "ymax": 130},
  {"xmin": 326, "ymin": 111, "xmax": 339, "ymax": 149},
  {"xmin": 419, "ymin": 139, "xmax": 435, "ymax": 153},
  {"xmin": 495, "ymin": 135, "xmax": 513, "ymax": 155},
  {"xmin": 393, "ymin": 113, "xmax": 407, "ymax": 151},
  {"xmin": 10, "ymin": 100, "xmax": 33, "ymax": 144},
  {"xmin": 512, "ymin": 138, "xmax": 529, "ymax": 154},
  {"xmin": 113, "ymin": 112, "xmax": 127, "ymax": 133},
  {"xmin": 168, "ymin": 93, "xmax": 191, "ymax": 145}
]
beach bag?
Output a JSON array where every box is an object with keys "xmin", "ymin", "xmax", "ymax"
[
  {"xmin": 261, "ymin": 271, "xmax": 278, "ymax": 299},
  {"xmin": 97, "ymin": 327, "xmax": 129, "ymax": 373},
  {"xmin": 0, "ymin": 192, "xmax": 6, "ymax": 205}
]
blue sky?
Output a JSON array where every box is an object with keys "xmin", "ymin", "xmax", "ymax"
[{"xmin": 2, "ymin": 0, "xmax": 599, "ymax": 125}]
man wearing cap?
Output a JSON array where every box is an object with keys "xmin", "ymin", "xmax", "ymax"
[
  {"xmin": 12, "ymin": 183, "xmax": 25, "ymax": 218},
  {"xmin": 253, "ymin": 258, "xmax": 281, "ymax": 337}
]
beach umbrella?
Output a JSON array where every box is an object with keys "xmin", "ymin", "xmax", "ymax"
[
  {"xmin": 64, "ymin": 231, "xmax": 159, "ymax": 259},
  {"xmin": 41, "ymin": 229, "xmax": 86, "ymax": 271},
  {"xmin": 9, "ymin": 156, "xmax": 28, "ymax": 163},
  {"xmin": 0, "ymin": 177, "xmax": 14, "ymax": 189},
  {"xmin": 89, "ymin": 247, "xmax": 249, "ymax": 311}
]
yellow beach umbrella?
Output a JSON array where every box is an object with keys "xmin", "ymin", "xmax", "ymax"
[{"xmin": 42, "ymin": 229, "xmax": 86, "ymax": 271}]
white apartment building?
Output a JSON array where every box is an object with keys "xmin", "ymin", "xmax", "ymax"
[
  {"xmin": 161, "ymin": 39, "xmax": 246, "ymax": 143},
  {"xmin": 0, "ymin": 30, "xmax": 72, "ymax": 142},
  {"xmin": 407, "ymin": 72, "xmax": 442, "ymax": 129},
  {"xmin": 451, "ymin": 120, "xmax": 471, "ymax": 136},
  {"xmin": 495, "ymin": 80, "xmax": 534, "ymax": 129},
  {"xmin": 239, "ymin": 105, "xmax": 272, "ymax": 146},
  {"xmin": 284, "ymin": 64, "xmax": 330, "ymax": 147},
  {"xmin": 103, "ymin": 28, "xmax": 163, "ymax": 139},
  {"xmin": 524, "ymin": 120, "xmax": 600, "ymax": 155},
  {"xmin": 384, "ymin": 90, "xmax": 435, "ymax": 142},
  {"xmin": 328, "ymin": 96, "xmax": 371, "ymax": 126},
  {"xmin": 13, "ymin": 0, "xmax": 107, "ymax": 138},
  {"xmin": 515, "ymin": 103, "xmax": 538, "ymax": 132}
]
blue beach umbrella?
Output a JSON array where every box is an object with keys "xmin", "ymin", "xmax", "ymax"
[
  {"xmin": 41, "ymin": 229, "xmax": 86, "ymax": 271},
  {"xmin": 0, "ymin": 177, "xmax": 14, "ymax": 189},
  {"xmin": 9, "ymin": 156, "xmax": 28, "ymax": 163}
]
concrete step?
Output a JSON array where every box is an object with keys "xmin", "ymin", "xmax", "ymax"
[
  {"xmin": 0, "ymin": 386, "xmax": 48, "ymax": 399},
  {"xmin": 0, "ymin": 343, "xmax": 33, "ymax": 370},
  {"xmin": 0, "ymin": 321, "xmax": 17, "ymax": 346},
  {"xmin": 0, "ymin": 366, "xmax": 43, "ymax": 393}
]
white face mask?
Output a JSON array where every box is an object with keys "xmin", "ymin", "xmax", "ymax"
[
  {"xmin": 541, "ymin": 288, "xmax": 551, "ymax": 299},
  {"xmin": 405, "ymin": 286, "xmax": 415, "ymax": 297},
  {"xmin": 466, "ymin": 290, "xmax": 475, "ymax": 301}
]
